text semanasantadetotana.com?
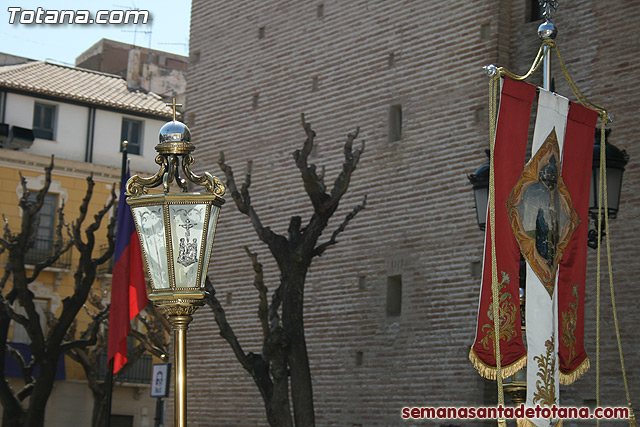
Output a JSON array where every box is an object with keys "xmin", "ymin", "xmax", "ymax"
[{"xmin": 401, "ymin": 404, "xmax": 630, "ymax": 420}]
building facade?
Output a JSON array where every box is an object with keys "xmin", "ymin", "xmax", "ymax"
[
  {"xmin": 186, "ymin": 1, "xmax": 639, "ymax": 426},
  {"xmin": 0, "ymin": 60, "xmax": 173, "ymax": 426},
  {"xmin": 76, "ymin": 38, "xmax": 188, "ymax": 104}
]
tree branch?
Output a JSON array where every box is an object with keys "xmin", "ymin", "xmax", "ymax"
[
  {"xmin": 218, "ymin": 153, "xmax": 287, "ymax": 257},
  {"xmin": 0, "ymin": 295, "xmax": 29, "ymax": 328},
  {"xmin": 5, "ymin": 345, "xmax": 34, "ymax": 386},
  {"xmin": 16, "ymin": 383, "xmax": 34, "ymax": 402},
  {"xmin": 86, "ymin": 183, "xmax": 116, "ymax": 254},
  {"xmin": 72, "ymin": 175, "xmax": 95, "ymax": 252},
  {"xmin": 294, "ymin": 114, "xmax": 330, "ymax": 212},
  {"xmin": 329, "ymin": 127, "xmax": 363, "ymax": 208},
  {"xmin": 313, "ymin": 195, "xmax": 367, "ymax": 257},
  {"xmin": 203, "ymin": 276, "xmax": 253, "ymax": 373},
  {"xmin": 244, "ymin": 247, "xmax": 269, "ymax": 344},
  {"xmin": 0, "ymin": 269, "xmax": 11, "ymax": 292},
  {"xmin": 59, "ymin": 305, "xmax": 109, "ymax": 353}
]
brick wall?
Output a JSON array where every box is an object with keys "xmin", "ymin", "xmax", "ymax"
[{"xmin": 185, "ymin": 1, "xmax": 639, "ymax": 425}]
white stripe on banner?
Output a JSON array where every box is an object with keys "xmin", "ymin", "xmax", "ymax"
[{"xmin": 525, "ymin": 89, "xmax": 569, "ymax": 427}]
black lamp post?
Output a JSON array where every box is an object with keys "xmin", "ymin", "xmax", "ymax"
[
  {"xmin": 588, "ymin": 129, "xmax": 629, "ymax": 248},
  {"xmin": 467, "ymin": 150, "xmax": 490, "ymax": 231}
]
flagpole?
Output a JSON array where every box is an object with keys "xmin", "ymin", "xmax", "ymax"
[
  {"xmin": 105, "ymin": 140, "xmax": 129, "ymax": 427},
  {"xmin": 105, "ymin": 359, "xmax": 114, "ymax": 427},
  {"xmin": 538, "ymin": 1, "xmax": 558, "ymax": 91}
]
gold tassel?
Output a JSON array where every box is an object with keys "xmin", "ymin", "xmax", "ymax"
[
  {"xmin": 469, "ymin": 347, "xmax": 527, "ymax": 380},
  {"xmin": 498, "ymin": 419, "xmax": 507, "ymax": 427},
  {"xmin": 629, "ymin": 406, "xmax": 636, "ymax": 427},
  {"xmin": 517, "ymin": 418, "xmax": 535, "ymax": 427},
  {"xmin": 516, "ymin": 417, "xmax": 563, "ymax": 426},
  {"xmin": 559, "ymin": 357, "xmax": 590, "ymax": 385}
]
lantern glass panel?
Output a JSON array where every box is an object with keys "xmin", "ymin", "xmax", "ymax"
[
  {"xmin": 132, "ymin": 205, "xmax": 169, "ymax": 290},
  {"xmin": 474, "ymin": 187, "xmax": 488, "ymax": 230},
  {"xmin": 589, "ymin": 167, "xmax": 623, "ymax": 218},
  {"xmin": 200, "ymin": 206, "xmax": 221, "ymax": 289},
  {"xmin": 170, "ymin": 204, "xmax": 209, "ymax": 288}
]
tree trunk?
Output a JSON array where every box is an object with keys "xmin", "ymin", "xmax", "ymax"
[
  {"xmin": 24, "ymin": 359, "xmax": 57, "ymax": 427},
  {"xmin": 282, "ymin": 265, "xmax": 314, "ymax": 427},
  {"xmin": 2, "ymin": 408, "xmax": 26, "ymax": 427},
  {"xmin": 265, "ymin": 332, "xmax": 293, "ymax": 427},
  {"xmin": 0, "ymin": 308, "xmax": 27, "ymax": 427},
  {"xmin": 91, "ymin": 387, "xmax": 107, "ymax": 427}
]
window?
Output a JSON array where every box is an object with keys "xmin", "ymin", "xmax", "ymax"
[
  {"xmin": 25, "ymin": 193, "xmax": 57, "ymax": 265},
  {"xmin": 32, "ymin": 103, "xmax": 56, "ymax": 140},
  {"xmin": 388, "ymin": 104, "xmax": 402, "ymax": 142},
  {"xmin": 386, "ymin": 275, "xmax": 402, "ymax": 317},
  {"xmin": 121, "ymin": 118, "xmax": 143, "ymax": 155}
]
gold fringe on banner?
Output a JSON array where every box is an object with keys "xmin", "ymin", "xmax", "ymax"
[
  {"xmin": 517, "ymin": 418, "xmax": 563, "ymax": 427},
  {"xmin": 498, "ymin": 419, "xmax": 507, "ymax": 427},
  {"xmin": 628, "ymin": 406, "xmax": 636, "ymax": 427},
  {"xmin": 559, "ymin": 357, "xmax": 590, "ymax": 385},
  {"xmin": 469, "ymin": 347, "xmax": 527, "ymax": 380}
]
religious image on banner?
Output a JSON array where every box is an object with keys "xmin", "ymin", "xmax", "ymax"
[{"xmin": 507, "ymin": 128, "xmax": 580, "ymax": 297}]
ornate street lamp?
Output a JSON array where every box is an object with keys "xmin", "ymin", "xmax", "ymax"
[
  {"xmin": 467, "ymin": 150, "xmax": 490, "ymax": 231},
  {"xmin": 125, "ymin": 101, "xmax": 225, "ymax": 426},
  {"xmin": 588, "ymin": 129, "xmax": 629, "ymax": 248}
]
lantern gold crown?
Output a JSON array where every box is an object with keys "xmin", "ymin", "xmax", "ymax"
[{"xmin": 126, "ymin": 99, "xmax": 225, "ymax": 197}]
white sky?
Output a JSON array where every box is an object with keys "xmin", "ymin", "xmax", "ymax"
[{"xmin": 0, "ymin": 1, "xmax": 192, "ymax": 65}]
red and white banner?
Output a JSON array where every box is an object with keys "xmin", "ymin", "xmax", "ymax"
[{"xmin": 470, "ymin": 78, "xmax": 597, "ymax": 425}]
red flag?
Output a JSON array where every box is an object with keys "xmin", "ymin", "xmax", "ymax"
[
  {"xmin": 470, "ymin": 78, "xmax": 536, "ymax": 379},
  {"xmin": 557, "ymin": 101, "xmax": 597, "ymax": 384},
  {"xmin": 107, "ymin": 172, "xmax": 148, "ymax": 373}
]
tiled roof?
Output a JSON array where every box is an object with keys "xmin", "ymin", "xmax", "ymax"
[{"xmin": 0, "ymin": 61, "xmax": 173, "ymax": 118}]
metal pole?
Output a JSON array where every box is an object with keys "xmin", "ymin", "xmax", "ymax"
[
  {"xmin": 155, "ymin": 397, "xmax": 164, "ymax": 427},
  {"xmin": 538, "ymin": 1, "xmax": 558, "ymax": 91},
  {"xmin": 105, "ymin": 359, "xmax": 114, "ymax": 427},
  {"xmin": 168, "ymin": 315, "xmax": 193, "ymax": 427},
  {"xmin": 542, "ymin": 45, "xmax": 552, "ymax": 91},
  {"xmin": 106, "ymin": 139, "xmax": 130, "ymax": 427}
]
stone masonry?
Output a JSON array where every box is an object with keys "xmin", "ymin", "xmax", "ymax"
[{"xmin": 185, "ymin": 1, "xmax": 640, "ymax": 425}]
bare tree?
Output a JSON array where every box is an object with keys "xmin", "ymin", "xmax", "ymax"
[
  {"xmin": 0, "ymin": 158, "xmax": 116, "ymax": 427},
  {"xmin": 66, "ymin": 295, "xmax": 170, "ymax": 427},
  {"xmin": 208, "ymin": 115, "xmax": 366, "ymax": 426}
]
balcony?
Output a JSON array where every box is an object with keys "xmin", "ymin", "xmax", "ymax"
[
  {"xmin": 25, "ymin": 238, "xmax": 72, "ymax": 269},
  {"xmin": 98, "ymin": 340, "xmax": 153, "ymax": 384}
]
